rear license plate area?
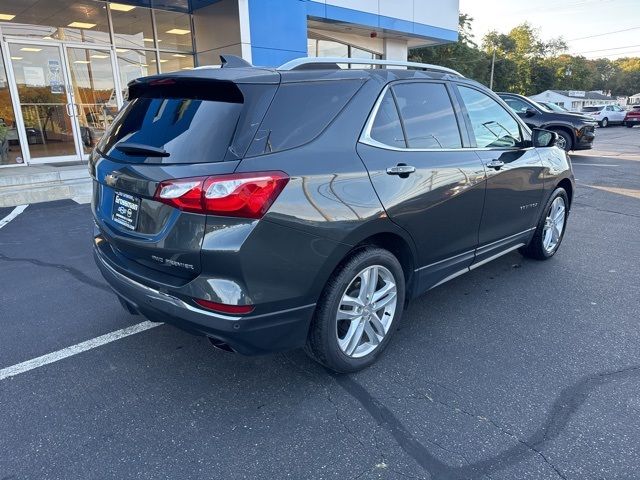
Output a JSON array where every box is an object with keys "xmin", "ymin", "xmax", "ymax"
[{"xmin": 112, "ymin": 191, "xmax": 140, "ymax": 230}]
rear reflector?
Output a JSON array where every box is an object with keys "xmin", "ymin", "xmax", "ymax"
[
  {"xmin": 194, "ymin": 298, "xmax": 255, "ymax": 314},
  {"xmin": 155, "ymin": 171, "xmax": 289, "ymax": 218}
]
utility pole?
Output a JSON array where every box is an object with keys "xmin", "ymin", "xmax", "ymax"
[{"xmin": 489, "ymin": 49, "xmax": 496, "ymax": 90}]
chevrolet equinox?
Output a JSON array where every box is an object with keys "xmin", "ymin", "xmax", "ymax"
[{"xmin": 91, "ymin": 56, "xmax": 574, "ymax": 372}]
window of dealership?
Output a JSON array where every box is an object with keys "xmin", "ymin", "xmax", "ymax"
[{"xmin": 0, "ymin": 0, "xmax": 196, "ymax": 167}]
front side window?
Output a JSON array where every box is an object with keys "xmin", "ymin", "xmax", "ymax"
[
  {"xmin": 458, "ymin": 86, "xmax": 522, "ymax": 148},
  {"xmin": 392, "ymin": 83, "xmax": 462, "ymax": 149},
  {"xmin": 502, "ymin": 96, "xmax": 531, "ymax": 114}
]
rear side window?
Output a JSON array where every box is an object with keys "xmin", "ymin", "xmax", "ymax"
[
  {"xmin": 458, "ymin": 86, "xmax": 522, "ymax": 148},
  {"xmin": 369, "ymin": 91, "xmax": 406, "ymax": 148},
  {"xmin": 97, "ymin": 83, "xmax": 275, "ymax": 164},
  {"xmin": 245, "ymin": 80, "xmax": 363, "ymax": 156},
  {"xmin": 392, "ymin": 83, "xmax": 462, "ymax": 149}
]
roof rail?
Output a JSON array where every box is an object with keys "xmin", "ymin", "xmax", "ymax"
[{"xmin": 277, "ymin": 57, "xmax": 464, "ymax": 77}]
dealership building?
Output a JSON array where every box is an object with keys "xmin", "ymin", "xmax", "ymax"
[{"xmin": 0, "ymin": 0, "xmax": 458, "ymax": 171}]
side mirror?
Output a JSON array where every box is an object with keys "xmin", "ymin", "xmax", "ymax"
[
  {"xmin": 525, "ymin": 107, "xmax": 537, "ymax": 117},
  {"xmin": 532, "ymin": 128, "xmax": 558, "ymax": 148}
]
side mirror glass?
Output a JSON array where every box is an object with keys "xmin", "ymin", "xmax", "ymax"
[
  {"xmin": 525, "ymin": 107, "xmax": 537, "ymax": 117},
  {"xmin": 532, "ymin": 128, "xmax": 558, "ymax": 148}
]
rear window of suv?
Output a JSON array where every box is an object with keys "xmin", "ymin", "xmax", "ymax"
[{"xmin": 97, "ymin": 82, "xmax": 276, "ymax": 164}]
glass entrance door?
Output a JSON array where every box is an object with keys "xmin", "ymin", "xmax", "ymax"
[
  {"xmin": 5, "ymin": 40, "xmax": 120, "ymax": 163},
  {"xmin": 7, "ymin": 42, "xmax": 78, "ymax": 162},
  {"xmin": 65, "ymin": 46, "xmax": 119, "ymax": 156}
]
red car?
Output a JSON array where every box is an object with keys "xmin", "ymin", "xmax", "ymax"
[{"xmin": 625, "ymin": 105, "xmax": 640, "ymax": 128}]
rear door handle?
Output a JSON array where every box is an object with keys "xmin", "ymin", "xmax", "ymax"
[
  {"xmin": 486, "ymin": 160, "xmax": 504, "ymax": 169},
  {"xmin": 386, "ymin": 165, "xmax": 416, "ymax": 176}
]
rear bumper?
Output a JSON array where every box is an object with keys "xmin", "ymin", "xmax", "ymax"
[{"xmin": 94, "ymin": 245, "xmax": 315, "ymax": 355}]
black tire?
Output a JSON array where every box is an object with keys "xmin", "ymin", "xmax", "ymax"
[
  {"xmin": 520, "ymin": 187, "xmax": 569, "ymax": 260},
  {"xmin": 305, "ymin": 247, "xmax": 405, "ymax": 373},
  {"xmin": 600, "ymin": 117, "xmax": 609, "ymax": 128},
  {"xmin": 627, "ymin": 123, "xmax": 634, "ymax": 128},
  {"xmin": 552, "ymin": 129, "xmax": 572, "ymax": 152}
]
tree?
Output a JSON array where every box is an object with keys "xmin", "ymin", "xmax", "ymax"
[
  {"xmin": 408, "ymin": 14, "xmax": 640, "ymax": 98},
  {"xmin": 482, "ymin": 23, "xmax": 567, "ymax": 94},
  {"xmin": 410, "ymin": 14, "xmax": 491, "ymax": 85}
]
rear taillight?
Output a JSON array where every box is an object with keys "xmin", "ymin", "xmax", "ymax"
[{"xmin": 154, "ymin": 171, "xmax": 289, "ymax": 218}]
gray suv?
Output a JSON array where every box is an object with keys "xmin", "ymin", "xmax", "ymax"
[{"xmin": 91, "ymin": 56, "xmax": 574, "ymax": 372}]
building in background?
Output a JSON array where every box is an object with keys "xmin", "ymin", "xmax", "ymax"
[
  {"xmin": 529, "ymin": 90, "xmax": 620, "ymax": 112},
  {"xmin": 0, "ymin": 0, "xmax": 459, "ymax": 168}
]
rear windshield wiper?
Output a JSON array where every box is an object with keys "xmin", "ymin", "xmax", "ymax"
[{"xmin": 114, "ymin": 142, "xmax": 170, "ymax": 157}]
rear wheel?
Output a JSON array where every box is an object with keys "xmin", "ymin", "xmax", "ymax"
[
  {"xmin": 305, "ymin": 248, "xmax": 405, "ymax": 373},
  {"xmin": 627, "ymin": 122, "xmax": 634, "ymax": 128},
  {"xmin": 520, "ymin": 187, "xmax": 569, "ymax": 260},
  {"xmin": 600, "ymin": 117, "xmax": 609, "ymax": 128},
  {"xmin": 552, "ymin": 129, "xmax": 572, "ymax": 151}
]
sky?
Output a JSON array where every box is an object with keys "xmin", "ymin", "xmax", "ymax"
[{"xmin": 459, "ymin": 0, "xmax": 640, "ymax": 59}]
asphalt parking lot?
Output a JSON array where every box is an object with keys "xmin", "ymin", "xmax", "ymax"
[{"xmin": 1, "ymin": 125, "xmax": 639, "ymax": 480}]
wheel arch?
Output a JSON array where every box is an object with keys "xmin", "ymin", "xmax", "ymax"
[
  {"xmin": 557, "ymin": 177, "xmax": 573, "ymax": 207},
  {"xmin": 311, "ymin": 221, "xmax": 419, "ymax": 309},
  {"xmin": 545, "ymin": 124, "xmax": 576, "ymax": 145}
]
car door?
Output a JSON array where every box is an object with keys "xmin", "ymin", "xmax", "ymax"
[
  {"xmin": 613, "ymin": 105, "xmax": 626, "ymax": 122},
  {"xmin": 357, "ymin": 81, "xmax": 486, "ymax": 291},
  {"xmin": 454, "ymin": 84, "xmax": 545, "ymax": 266}
]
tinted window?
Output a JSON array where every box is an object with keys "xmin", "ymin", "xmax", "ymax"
[
  {"xmin": 582, "ymin": 107, "xmax": 602, "ymax": 112},
  {"xmin": 369, "ymin": 91, "xmax": 406, "ymax": 148},
  {"xmin": 246, "ymin": 80, "xmax": 364, "ymax": 156},
  {"xmin": 98, "ymin": 83, "xmax": 275, "ymax": 163},
  {"xmin": 458, "ymin": 86, "xmax": 522, "ymax": 148},
  {"xmin": 99, "ymin": 98, "xmax": 242, "ymax": 163},
  {"xmin": 502, "ymin": 96, "xmax": 531, "ymax": 114},
  {"xmin": 392, "ymin": 83, "xmax": 462, "ymax": 149}
]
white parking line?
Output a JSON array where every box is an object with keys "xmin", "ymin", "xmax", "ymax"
[
  {"xmin": 0, "ymin": 321, "xmax": 162, "ymax": 381},
  {"xmin": 572, "ymin": 163, "xmax": 620, "ymax": 167},
  {"xmin": 0, "ymin": 204, "xmax": 28, "ymax": 230}
]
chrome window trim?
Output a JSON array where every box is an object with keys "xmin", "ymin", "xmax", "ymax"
[{"xmin": 359, "ymin": 84, "xmax": 535, "ymax": 153}]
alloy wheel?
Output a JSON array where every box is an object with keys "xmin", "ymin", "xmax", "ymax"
[
  {"xmin": 336, "ymin": 265, "xmax": 398, "ymax": 358},
  {"xmin": 542, "ymin": 196, "xmax": 566, "ymax": 253}
]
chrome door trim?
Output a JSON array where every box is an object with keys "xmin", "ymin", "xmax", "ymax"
[
  {"xmin": 415, "ymin": 249, "xmax": 475, "ymax": 272},
  {"xmin": 477, "ymin": 227, "xmax": 536, "ymax": 251},
  {"xmin": 470, "ymin": 243, "xmax": 525, "ymax": 270}
]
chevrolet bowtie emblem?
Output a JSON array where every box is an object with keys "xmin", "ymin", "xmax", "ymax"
[{"xmin": 105, "ymin": 173, "xmax": 118, "ymax": 186}]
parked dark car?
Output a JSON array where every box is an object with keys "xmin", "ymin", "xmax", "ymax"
[
  {"xmin": 624, "ymin": 105, "xmax": 640, "ymax": 127},
  {"xmin": 498, "ymin": 92, "xmax": 596, "ymax": 151},
  {"xmin": 91, "ymin": 56, "xmax": 575, "ymax": 372}
]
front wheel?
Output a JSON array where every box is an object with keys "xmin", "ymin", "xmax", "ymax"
[
  {"xmin": 600, "ymin": 118, "xmax": 609, "ymax": 128},
  {"xmin": 520, "ymin": 187, "xmax": 569, "ymax": 260},
  {"xmin": 305, "ymin": 248, "xmax": 405, "ymax": 373},
  {"xmin": 552, "ymin": 129, "xmax": 572, "ymax": 151},
  {"xmin": 627, "ymin": 123, "xmax": 634, "ymax": 128}
]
